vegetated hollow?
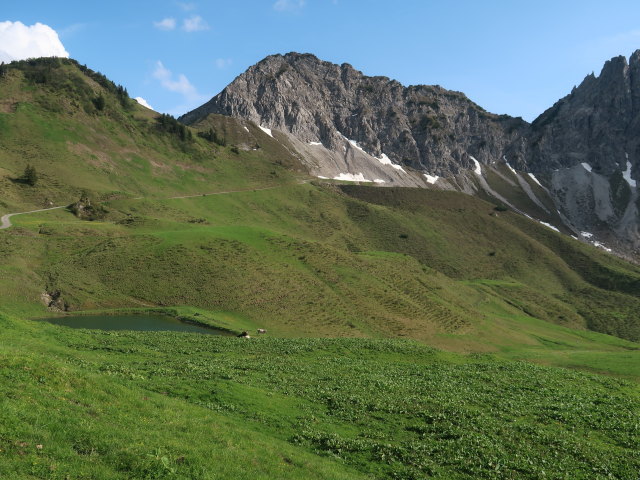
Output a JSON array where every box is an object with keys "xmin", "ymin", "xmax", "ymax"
[{"xmin": 38, "ymin": 314, "xmax": 232, "ymax": 335}]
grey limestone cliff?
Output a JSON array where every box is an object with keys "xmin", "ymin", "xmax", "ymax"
[
  {"xmin": 180, "ymin": 51, "xmax": 640, "ymax": 257},
  {"xmin": 181, "ymin": 53, "xmax": 527, "ymax": 178}
]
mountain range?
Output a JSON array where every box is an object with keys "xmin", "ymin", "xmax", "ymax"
[{"xmin": 181, "ymin": 51, "xmax": 640, "ymax": 260}]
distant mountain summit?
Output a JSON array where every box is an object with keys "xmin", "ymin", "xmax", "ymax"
[
  {"xmin": 181, "ymin": 51, "xmax": 640, "ymax": 258},
  {"xmin": 180, "ymin": 52, "xmax": 526, "ymax": 177}
]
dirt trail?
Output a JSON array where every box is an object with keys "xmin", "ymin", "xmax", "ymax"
[
  {"xmin": 0, "ymin": 206, "xmax": 66, "ymax": 230},
  {"xmin": 0, "ymin": 181, "xmax": 304, "ymax": 230}
]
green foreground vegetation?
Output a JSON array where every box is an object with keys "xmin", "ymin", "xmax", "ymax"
[
  {"xmin": 1, "ymin": 58, "xmax": 639, "ymax": 478},
  {"xmin": 2, "ymin": 314, "xmax": 639, "ymax": 479}
]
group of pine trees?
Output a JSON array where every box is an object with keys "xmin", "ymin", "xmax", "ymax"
[
  {"xmin": 197, "ymin": 127, "xmax": 226, "ymax": 146},
  {"xmin": 156, "ymin": 113, "xmax": 193, "ymax": 142}
]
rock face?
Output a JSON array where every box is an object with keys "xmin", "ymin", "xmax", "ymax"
[
  {"xmin": 519, "ymin": 52, "xmax": 640, "ymax": 252},
  {"xmin": 181, "ymin": 53, "xmax": 527, "ymax": 177},
  {"xmin": 180, "ymin": 52, "xmax": 640, "ymax": 258}
]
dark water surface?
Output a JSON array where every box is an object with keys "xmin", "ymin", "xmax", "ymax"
[{"xmin": 40, "ymin": 314, "xmax": 231, "ymax": 335}]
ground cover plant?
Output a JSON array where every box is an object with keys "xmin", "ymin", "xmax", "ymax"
[{"xmin": 1, "ymin": 314, "xmax": 639, "ymax": 479}]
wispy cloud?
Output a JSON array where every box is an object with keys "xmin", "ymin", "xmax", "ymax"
[
  {"xmin": 153, "ymin": 61, "xmax": 199, "ymax": 98},
  {"xmin": 0, "ymin": 21, "xmax": 69, "ymax": 63},
  {"xmin": 152, "ymin": 60, "xmax": 208, "ymax": 115},
  {"xmin": 183, "ymin": 15, "xmax": 209, "ymax": 32},
  {"xmin": 59, "ymin": 23, "xmax": 86, "ymax": 39},
  {"xmin": 215, "ymin": 58, "xmax": 232, "ymax": 69},
  {"xmin": 177, "ymin": 2, "xmax": 197, "ymax": 11},
  {"xmin": 273, "ymin": 0, "xmax": 306, "ymax": 12},
  {"xmin": 154, "ymin": 18, "xmax": 177, "ymax": 31}
]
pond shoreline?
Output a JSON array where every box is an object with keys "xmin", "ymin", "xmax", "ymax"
[{"xmin": 37, "ymin": 311, "xmax": 236, "ymax": 336}]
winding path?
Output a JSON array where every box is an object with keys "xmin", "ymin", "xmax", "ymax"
[
  {"xmin": 0, "ymin": 182, "xmax": 302, "ymax": 230},
  {"xmin": 0, "ymin": 206, "xmax": 67, "ymax": 230}
]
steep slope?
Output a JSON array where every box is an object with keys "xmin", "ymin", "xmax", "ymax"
[
  {"xmin": 180, "ymin": 52, "xmax": 526, "ymax": 184},
  {"xmin": 1, "ymin": 58, "xmax": 639, "ymax": 346},
  {"xmin": 0, "ymin": 58, "xmax": 301, "ymax": 214},
  {"xmin": 512, "ymin": 52, "xmax": 640, "ymax": 253},
  {"xmin": 180, "ymin": 52, "xmax": 640, "ymax": 259},
  {"xmin": 1, "ymin": 58, "xmax": 639, "ymax": 480}
]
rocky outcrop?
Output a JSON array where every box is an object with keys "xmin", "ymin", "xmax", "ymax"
[
  {"xmin": 181, "ymin": 53, "xmax": 527, "ymax": 178},
  {"xmin": 180, "ymin": 51, "xmax": 640, "ymax": 258}
]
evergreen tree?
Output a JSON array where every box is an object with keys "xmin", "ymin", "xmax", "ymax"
[
  {"xmin": 93, "ymin": 94, "xmax": 106, "ymax": 111},
  {"xmin": 23, "ymin": 164, "xmax": 38, "ymax": 186}
]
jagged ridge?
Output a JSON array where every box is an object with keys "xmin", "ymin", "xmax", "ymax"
[{"xmin": 180, "ymin": 51, "xmax": 640, "ymax": 257}]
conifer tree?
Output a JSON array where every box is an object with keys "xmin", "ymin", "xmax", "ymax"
[{"xmin": 23, "ymin": 164, "xmax": 38, "ymax": 186}]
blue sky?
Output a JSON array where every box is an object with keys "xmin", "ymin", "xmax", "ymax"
[{"xmin": 3, "ymin": 0, "xmax": 640, "ymax": 120}]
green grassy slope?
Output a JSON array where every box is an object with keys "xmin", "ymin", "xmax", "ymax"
[
  {"xmin": 2, "ymin": 182, "xmax": 639, "ymax": 380},
  {"xmin": 1, "ymin": 313, "xmax": 638, "ymax": 479},
  {"xmin": 0, "ymin": 58, "xmax": 299, "ymax": 214},
  {"xmin": 1, "ymin": 59, "xmax": 639, "ymax": 353}
]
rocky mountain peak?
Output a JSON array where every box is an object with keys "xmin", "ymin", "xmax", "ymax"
[
  {"xmin": 180, "ymin": 51, "xmax": 640, "ymax": 257},
  {"xmin": 181, "ymin": 51, "xmax": 527, "ymax": 178}
]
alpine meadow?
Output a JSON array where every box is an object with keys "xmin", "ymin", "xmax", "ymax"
[{"xmin": 0, "ymin": 48, "xmax": 639, "ymax": 480}]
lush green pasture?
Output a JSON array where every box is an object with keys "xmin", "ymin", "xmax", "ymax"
[
  {"xmin": 2, "ymin": 182, "xmax": 639, "ymax": 380},
  {"xmin": 1, "ymin": 313, "xmax": 638, "ymax": 479}
]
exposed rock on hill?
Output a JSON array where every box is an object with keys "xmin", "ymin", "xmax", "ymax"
[
  {"xmin": 181, "ymin": 53, "xmax": 527, "ymax": 183},
  {"xmin": 180, "ymin": 52, "xmax": 640, "ymax": 258}
]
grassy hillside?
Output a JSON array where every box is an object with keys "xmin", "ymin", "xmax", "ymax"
[{"xmin": 0, "ymin": 58, "xmax": 299, "ymax": 214}]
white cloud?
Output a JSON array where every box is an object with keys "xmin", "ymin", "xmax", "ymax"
[
  {"xmin": 135, "ymin": 96, "xmax": 154, "ymax": 110},
  {"xmin": 215, "ymin": 58, "xmax": 232, "ymax": 69},
  {"xmin": 153, "ymin": 61, "xmax": 197, "ymax": 97},
  {"xmin": 273, "ymin": 0, "xmax": 306, "ymax": 11},
  {"xmin": 182, "ymin": 15, "xmax": 209, "ymax": 32},
  {"xmin": 59, "ymin": 23, "xmax": 86, "ymax": 39},
  {"xmin": 152, "ymin": 60, "xmax": 208, "ymax": 110},
  {"xmin": 178, "ymin": 2, "xmax": 197, "ymax": 11},
  {"xmin": 154, "ymin": 18, "xmax": 177, "ymax": 31},
  {"xmin": 0, "ymin": 21, "xmax": 69, "ymax": 63}
]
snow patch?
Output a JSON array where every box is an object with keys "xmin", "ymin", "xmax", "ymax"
[
  {"xmin": 259, "ymin": 125, "xmax": 273, "ymax": 137},
  {"xmin": 581, "ymin": 163, "xmax": 592, "ymax": 173},
  {"xmin": 377, "ymin": 153, "xmax": 406, "ymax": 172},
  {"xmin": 528, "ymin": 173, "xmax": 543, "ymax": 187},
  {"xmin": 243, "ymin": 126, "xmax": 250, "ymax": 133},
  {"xmin": 333, "ymin": 173, "xmax": 373, "ymax": 182},
  {"xmin": 347, "ymin": 138, "xmax": 365, "ymax": 152},
  {"xmin": 506, "ymin": 162, "xmax": 517, "ymax": 176},
  {"xmin": 622, "ymin": 160, "xmax": 636, "ymax": 188},
  {"xmin": 424, "ymin": 174, "xmax": 439, "ymax": 184},
  {"xmin": 539, "ymin": 221, "xmax": 560, "ymax": 233},
  {"xmin": 580, "ymin": 231, "xmax": 593, "ymax": 238},
  {"xmin": 593, "ymin": 241, "xmax": 612, "ymax": 253},
  {"xmin": 373, "ymin": 179, "xmax": 386, "ymax": 184},
  {"xmin": 309, "ymin": 142, "xmax": 323, "ymax": 146},
  {"xmin": 469, "ymin": 156, "xmax": 482, "ymax": 175},
  {"xmin": 316, "ymin": 175, "xmax": 329, "ymax": 179}
]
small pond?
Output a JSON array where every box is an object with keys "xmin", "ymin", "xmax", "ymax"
[{"xmin": 40, "ymin": 314, "xmax": 232, "ymax": 335}]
